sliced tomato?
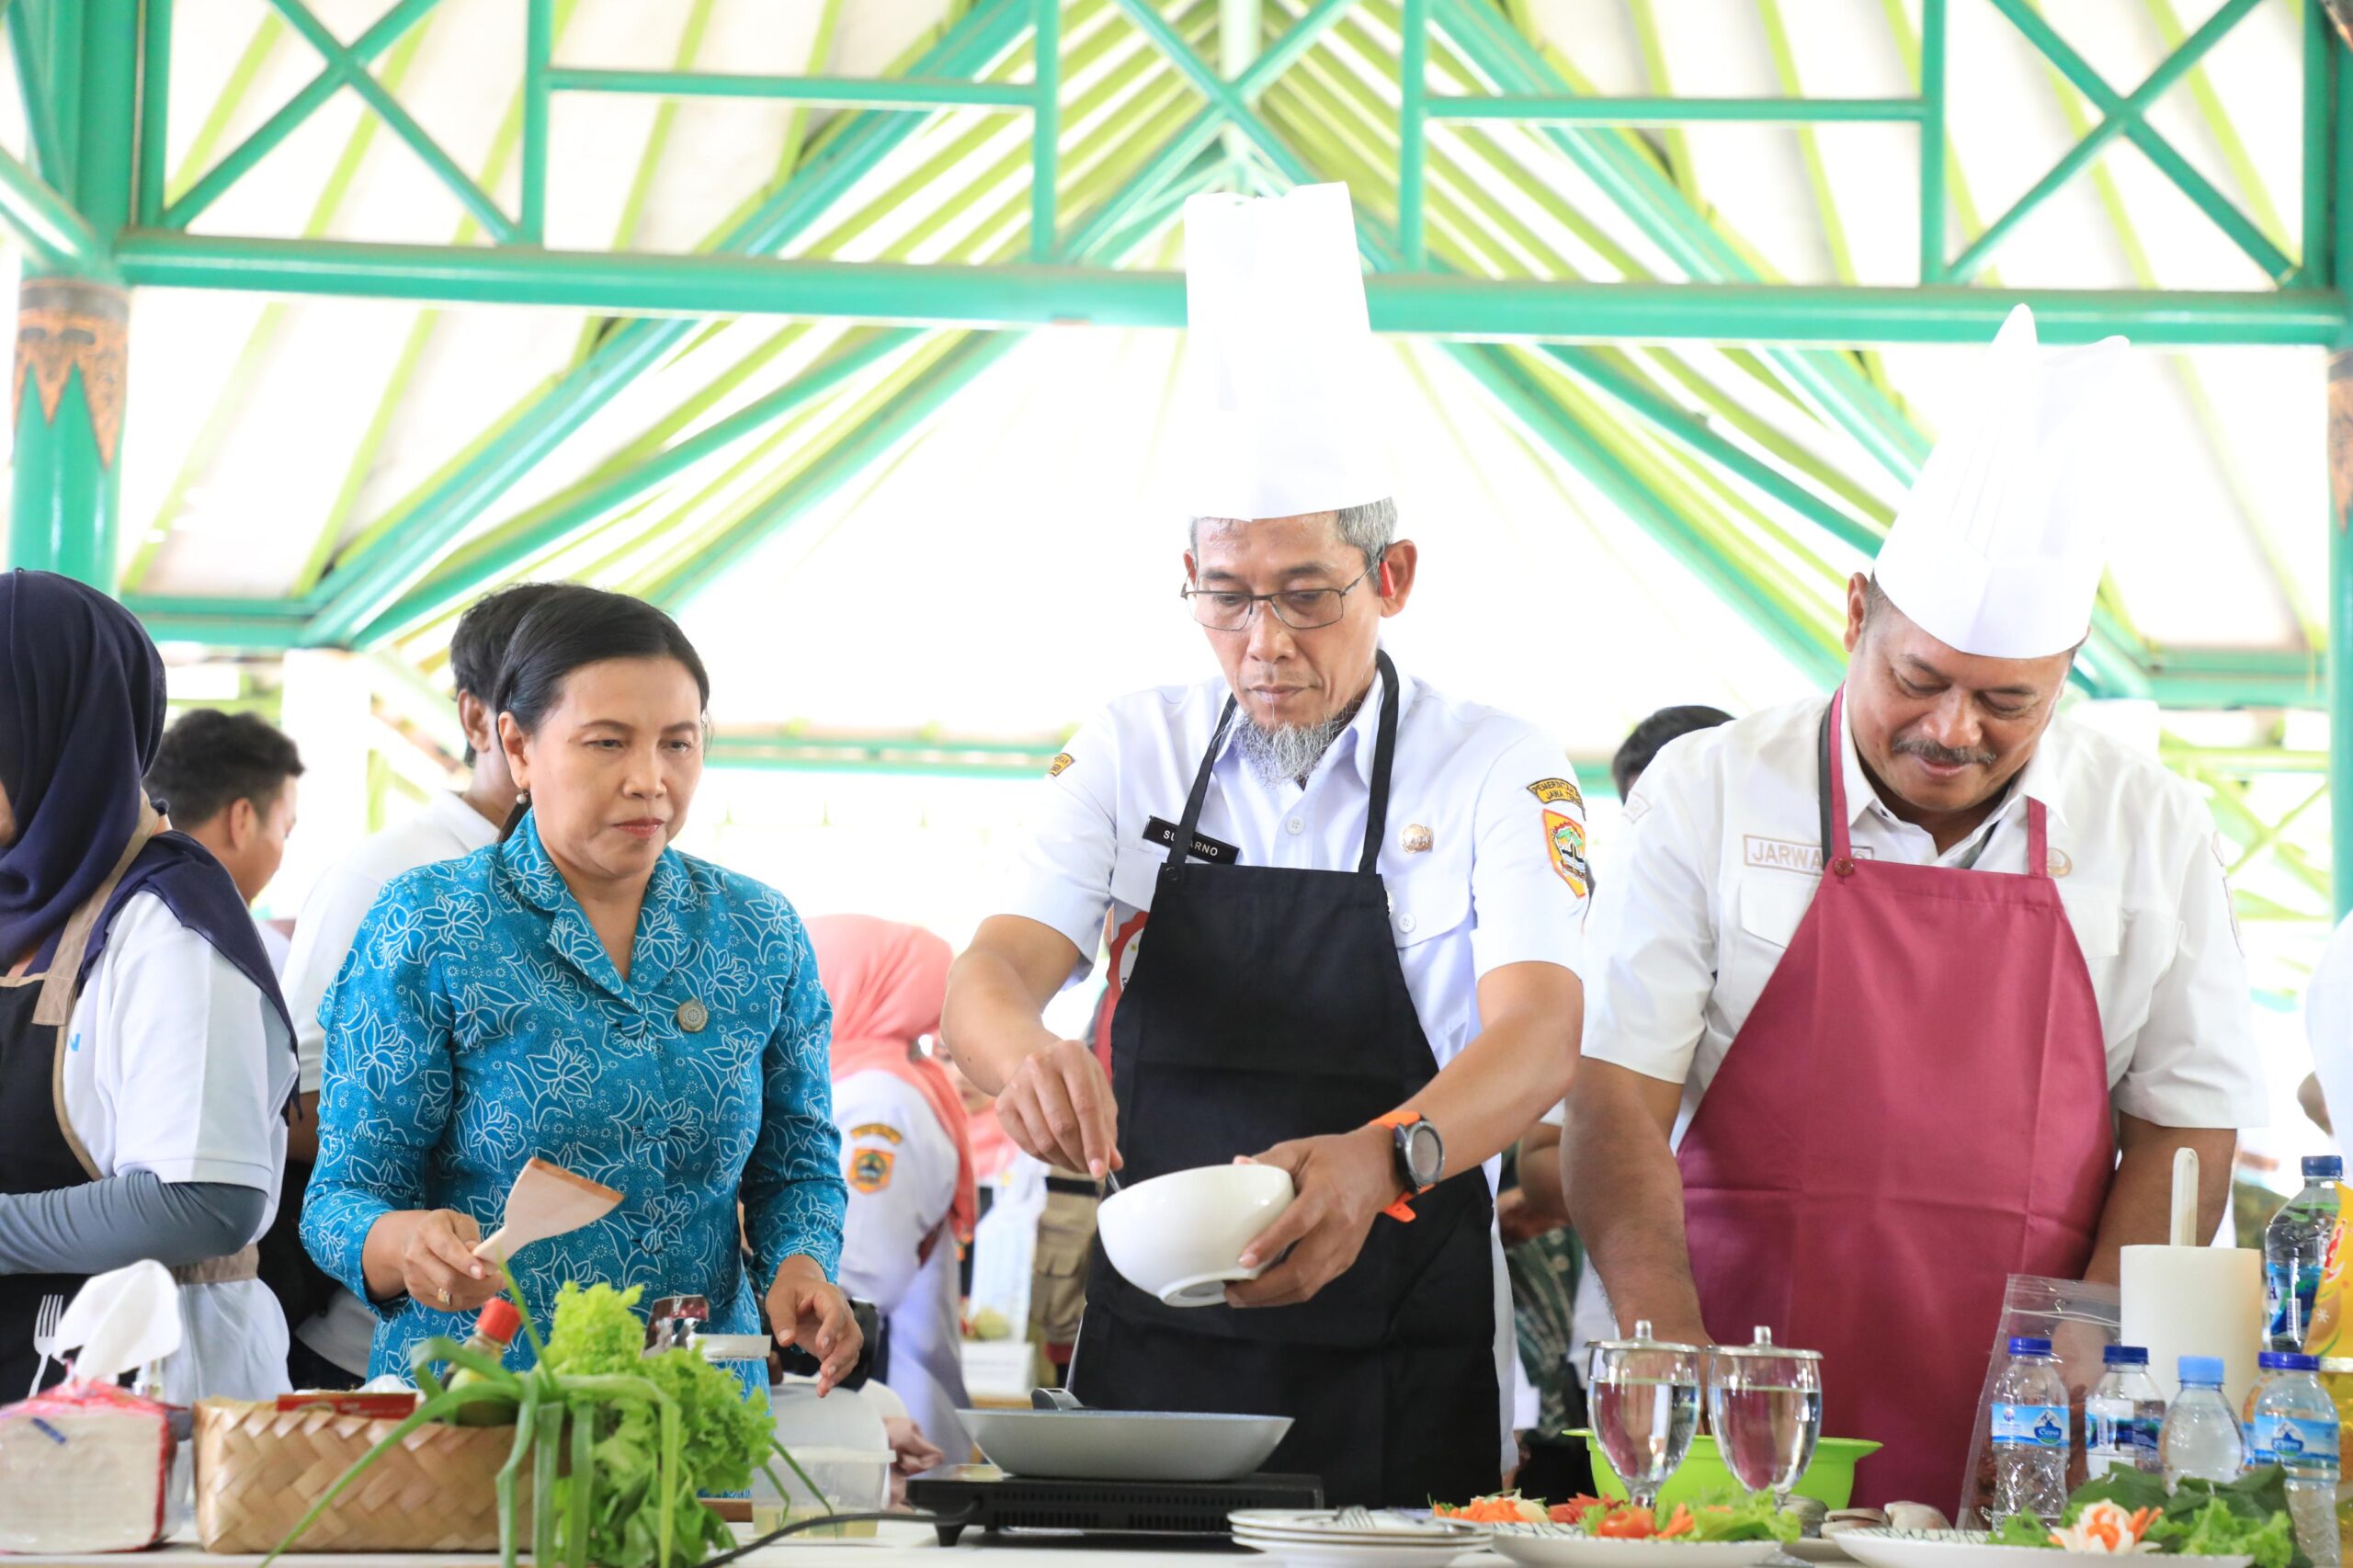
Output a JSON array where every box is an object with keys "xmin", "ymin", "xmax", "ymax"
[
  {"xmin": 1549, "ymin": 1497, "xmax": 1606, "ymax": 1526},
  {"xmin": 1595, "ymin": 1507, "xmax": 1658, "ymax": 1540}
]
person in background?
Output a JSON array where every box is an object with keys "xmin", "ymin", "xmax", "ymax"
[
  {"xmin": 1610, "ymin": 706, "xmax": 1734, "ymax": 802},
  {"xmin": 302, "ymin": 586, "xmax": 858, "ymax": 1392},
  {"xmin": 275, "ymin": 581, "xmax": 563, "ymax": 1389},
  {"xmin": 808, "ymin": 914, "xmax": 976, "ymax": 1464},
  {"xmin": 0, "ymin": 571, "xmax": 298, "ymax": 1403},
  {"xmin": 144, "ymin": 709, "xmax": 305, "ymax": 971}
]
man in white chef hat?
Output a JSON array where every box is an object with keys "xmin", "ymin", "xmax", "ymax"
[
  {"xmin": 1564, "ymin": 307, "xmax": 2266, "ymax": 1511},
  {"xmin": 941, "ymin": 184, "xmax": 1586, "ymax": 1506}
]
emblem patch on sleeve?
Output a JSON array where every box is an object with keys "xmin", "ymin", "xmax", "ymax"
[
  {"xmin": 1545, "ymin": 809, "xmax": 1591, "ymax": 896},
  {"xmin": 849, "ymin": 1148, "xmax": 895, "ymax": 1193},
  {"xmin": 1048, "ymin": 753, "xmax": 1075, "ymax": 778},
  {"xmin": 1527, "ymin": 777, "xmax": 1584, "ymax": 809}
]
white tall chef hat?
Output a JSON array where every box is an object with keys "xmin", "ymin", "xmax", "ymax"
[
  {"xmin": 1178, "ymin": 182, "xmax": 1394, "ymax": 521},
  {"xmin": 1872, "ymin": 304, "xmax": 2133, "ymax": 659}
]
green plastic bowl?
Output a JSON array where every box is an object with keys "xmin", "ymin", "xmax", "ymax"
[{"xmin": 1568, "ymin": 1433, "xmax": 1884, "ymax": 1510}]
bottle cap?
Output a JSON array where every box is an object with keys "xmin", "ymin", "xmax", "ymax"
[
  {"xmin": 2260, "ymin": 1351, "xmax": 2321, "ymax": 1372},
  {"xmin": 2008, "ymin": 1336, "xmax": 2053, "ymax": 1356},
  {"xmin": 2178, "ymin": 1355, "xmax": 2226, "ymax": 1384},
  {"xmin": 2305, "ymin": 1155, "xmax": 2344, "ymax": 1181},
  {"xmin": 2103, "ymin": 1345, "xmax": 2150, "ymax": 1366},
  {"xmin": 474, "ymin": 1297, "xmax": 523, "ymax": 1346}
]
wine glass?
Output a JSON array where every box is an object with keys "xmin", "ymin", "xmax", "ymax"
[
  {"xmin": 1587, "ymin": 1320, "xmax": 1705, "ymax": 1514},
  {"xmin": 1709, "ymin": 1327, "xmax": 1824, "ymax": 1509}
]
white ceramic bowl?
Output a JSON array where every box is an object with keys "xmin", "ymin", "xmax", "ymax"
[{"xmin": 1097, "ymin": 1163, "xmax": 1296, "ymax": 1307}]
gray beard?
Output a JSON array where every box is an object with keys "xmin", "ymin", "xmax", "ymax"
[{"xmin": 1233, "ymin": 697, "xmax": 1366, "ymax": 788}]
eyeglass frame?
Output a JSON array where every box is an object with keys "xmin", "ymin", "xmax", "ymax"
[{"xmin": 1178, "ymin": 553, "xmax": 1386, "ymax": 632}]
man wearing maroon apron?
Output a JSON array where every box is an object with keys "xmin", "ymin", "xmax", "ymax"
[
  {"xmin": 941, "ymin": 185, "xmax": 1587, "ymax": 1505},
  {"xmin": 1563, "ymin": 308, "xmax": 2266, "ymax": 1515}
]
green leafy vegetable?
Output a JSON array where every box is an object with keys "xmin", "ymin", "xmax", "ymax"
[
  {"xmin": 2148, "ymin": 1502, "xmax": 2299, "ymax": 1568},
  {"xmin": 1681, "ymin": 1492, "xmax": 1804, "ymax": 1542},
  {"xmin": 1992, "ymin": 1464, "xmax": 2309, "ymax": 1568},
  {"xmin": 1989, "ymin": 1514, "xmax": 2059, "ymax": 1548}
]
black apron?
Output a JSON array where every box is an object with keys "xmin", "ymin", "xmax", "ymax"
[
  {"xmin": 0, "ymin": 831, "xmax": 139, "ymax": 1399},
  {"xmin": 1070, "ymin": 653, "xmax": 1501, "ymax": 1506}
]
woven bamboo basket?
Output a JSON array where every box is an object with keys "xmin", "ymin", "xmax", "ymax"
[{"xmin": 194, "ymin": 1398, "xmax": 534, "ymax": 1553}]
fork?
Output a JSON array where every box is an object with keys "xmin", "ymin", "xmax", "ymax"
[{"xmin": 26, "ymin": 1293, "xmax": 63, "ymax": 1398}]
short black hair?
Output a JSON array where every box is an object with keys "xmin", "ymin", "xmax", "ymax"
[
  {"xmin": 146, "ymin": 709, "xmax": 304, "ymax": 828},
  {"xmin": 1612, "ymin": 704, "xmax": 1735, "ymax": 799},
  {"xmin": 449, "ymin": 582, "xmax": 570, "ymax": 764},
  {"xmin": 495, "ymin": 585, "xmax": 710, "ymax": 836}
]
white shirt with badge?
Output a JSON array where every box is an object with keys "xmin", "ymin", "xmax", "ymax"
[
  {"xmin": 278, "ymin": 790, "xmax": 501, "ymax": 1376},
  {"xmin": 1003, "ymin": 660, "xmax": 1589, "ymax": 1084},
  {"xmin": 833, "ymin": 1069, "xmax": 972, "ymax": 1464},
  {"xmin": 64, "ymin": 892, "xmax": 298, "ymax": 1404},
  {"xmin": 1582, "ymin": 696, "xmax": 2267, "ymax": 1141},
  {"xmin": 999, "ymin": 657, "xmax": 1587, "ymax": 1473}
]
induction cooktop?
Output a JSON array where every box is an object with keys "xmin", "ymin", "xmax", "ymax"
[{"xmin": 904, "ymin": 1465, "xmax": 1324, "ymax": 1546}]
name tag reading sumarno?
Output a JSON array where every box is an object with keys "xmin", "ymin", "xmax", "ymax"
[{"xmin": 1143, "ymin": 816, "xmax": 1242, "ymax": 865}]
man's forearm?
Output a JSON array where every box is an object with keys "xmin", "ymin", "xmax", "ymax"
[
  {"xmin": 2085, "ymin": 1119, "xmax": 2236, "ymax": 1285},
  {"xmin": 1564, "ymin": 1062, "xmax": 1707, "ymax": 1342},
  {"xmin": 939, "ymin": 949, "xmax": 1058, "ymax": 1096},
  {"xmin": 1401, "ymin": 971, "xmax": 1578, "ymax": 1176}
]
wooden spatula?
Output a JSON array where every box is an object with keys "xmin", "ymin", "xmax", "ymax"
[{"xmin": 472, "ymin": 1157, "xmax": 623, "ymax": 1263}]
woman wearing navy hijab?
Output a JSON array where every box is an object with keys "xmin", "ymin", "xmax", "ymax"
[{"xmin": 0, "ymin": 570, "xmax": 297, "ymax": 1401}]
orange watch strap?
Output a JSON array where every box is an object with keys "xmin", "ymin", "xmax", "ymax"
[{"xmin": 1372, "ymin": 1112, "xmax": 1422, "ymax": 1222}]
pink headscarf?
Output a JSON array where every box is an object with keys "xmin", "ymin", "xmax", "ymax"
[{"xmin": 807, "ymin": 914, "xmax": 976, "ymax": 1244}]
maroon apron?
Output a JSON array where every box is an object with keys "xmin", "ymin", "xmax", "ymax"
[{"xmin": 1677, "ymin": 689, "xmax": 2113, "ymax": 1514}]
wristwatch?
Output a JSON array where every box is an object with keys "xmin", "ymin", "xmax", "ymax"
[{"xmin": 1371, "ymin": 1111, "xmax": 1444, "ymax": 1221}]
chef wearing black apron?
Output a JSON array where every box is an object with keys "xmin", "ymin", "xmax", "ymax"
[{"xmin": 941, "ymin": 186, "xmax": 1586, "ymax": 1506}]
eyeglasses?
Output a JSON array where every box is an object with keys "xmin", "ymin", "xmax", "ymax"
[{"xmin": 1180, "ymin": 560, "xmax": 1381, "ymax": 632}]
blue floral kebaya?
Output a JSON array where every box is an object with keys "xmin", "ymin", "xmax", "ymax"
[{"xmin": 301, "ymin": 812, "xmax": 845, "ymax": 1380}]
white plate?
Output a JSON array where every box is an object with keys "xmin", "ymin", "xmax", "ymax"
[
  {"xmin": 960, "ymin": 1408, "xmax": 1291, "ymax": 1482},
  {"xmin": 1236, "ymin": 1540, "xmax": 1489, "ymax": 1567},
  {"xmin": 1783, "ymin": 1538, "xmax": 1853, "ymax": 1563},
  {"xmin": 1485, "ymin": 1529, "xmax": 1784, "ymax": 1568},
  {"xmin": 1834, "ymin": 1528, "xmax": 2251, "ymax": 1568},
  {"xmin": 1233, "ymin": 1512, "xmax": 1493, "ymax": 1542}
]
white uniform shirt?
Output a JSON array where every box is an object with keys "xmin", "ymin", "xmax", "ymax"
[
  {"xmin": 1000, "ymin": 659, "xmax": 1586, "ymax": 1474},
  {"xmin": 2305, "ymin": 913, "xmax": 2353, "ymax": 1145},
  {"xmin": 833, "ymin": 1069, "xmax": 971, "ymax": 1462},
  {"xmin": 1583, "ymin": 697, "xmax": 2267, "ymax": 1142},
  {"xmin": 281, "ymin": 790, "xmax": 502, "ymax": 1094},
  {"xmin": 63, "ymin": 892, "xmax": 298, "ymax": 1404},
  {"xmin": 278, "ymin": 790, "xmax": 501, "ymax": 1375},
  {"xmin": 1003, "ymin": 661, "xmax": 1589, "ymax": 1074}
]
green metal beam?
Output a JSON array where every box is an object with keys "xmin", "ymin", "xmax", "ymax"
[
  {"xmin": 7, "ymin": 0, "xmax": 65, "ymax": 188},
  {"xmin": 286, "ymin": 0, "xmax": 1039, "ymax": 647},
  {"xmin": 2336, "ymin": 25, "xmax": 2353, "ymax": 915},
  {"xmin": 0, "ymin": 145, "xmax": 109, "ymax": 272},
  {"xmin": 1424, "ymin": 95, "xmax": 1928, "ymax": 125},
  {"xmin": 1396, "ymin": 0, "xmax": 1427, "ymax": 266},
  {"xmin": 546, "ymin": 68, "xmax": 1039, "ymax": 108},
  {"xmin": 1971, "ymin": 0, "xmax": 2289, "ymax": 284},
  {"xmin": 1033, "ymin": 0, "xmax": 1061, "ymax": 257},
  {"xmin": 109, "ymin": 237, "xmax": 2347, "ymax": 346},
  {"xmin": 134, "ymin": 0, "xmax": 171, "ymax": 226},
  {"xmin": 163, "ymin": 0, "xmax": 443, "ymax": 230}
]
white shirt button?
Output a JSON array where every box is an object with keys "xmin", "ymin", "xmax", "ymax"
[
  {"xmin": 1397, "ymin": 913, "xmax": 1418, "ymax": 934},
  {"xmin": 1286, "ymin": 817, "xmax": 1305, "ymax": 835}
]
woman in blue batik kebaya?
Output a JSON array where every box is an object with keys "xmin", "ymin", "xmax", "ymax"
[{"xmin": 301, "ymin": 585, "xmax": 858, "ymax": 1387}]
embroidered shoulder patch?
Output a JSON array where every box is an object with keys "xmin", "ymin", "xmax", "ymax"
[
  {"xmin": 1527, "ymin": 777, "xmax": 1583, "ymax": 809},
  {"xmin": 1048, "ymin": 753, "xmax": 1075, "ymax": 778},
  {"xmin": 1544, "ymin": 809, "xmax": 1591, "ymax": 896},
  {"xmin": 850, "ymin": 1123, "xmax": 904, "ymax": 1145},
  {"xmin": 849, "ymin": 1148, "xmax": 895, "ymax": 1193}
]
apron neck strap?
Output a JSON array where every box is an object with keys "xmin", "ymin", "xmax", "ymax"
[
  {"xmin": 33, "ymin": 801, "xmax": 158, "ymax": 1029},
  {"xmin": 1818, "ymin": 688, "xmax": 1853, "ymax": 864},
  {"xmin": 2026, "ymin": 796, "xmax": 2050, "ymax": 879},
  {"xmin": 1176, "ymin": 652, "xmax": 1404, "ymax": 878}
]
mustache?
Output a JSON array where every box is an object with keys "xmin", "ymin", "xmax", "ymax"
[{"xmin": 1892, "ymin": 734, "xmax": 1996, "ymax": 768}]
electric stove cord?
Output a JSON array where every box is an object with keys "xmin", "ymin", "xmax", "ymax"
[{"xmin": 701, "ymin": 1503, "xmax": 984, "ymax": 1565}]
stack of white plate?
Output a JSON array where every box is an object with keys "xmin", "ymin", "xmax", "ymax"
[{"xmin": 1229, "ymin": 1509, "xmax": 1492, "ymax": 1567}]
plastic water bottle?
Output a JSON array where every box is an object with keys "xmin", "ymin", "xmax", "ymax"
[
  {"xmin": 2162, "ymin": 1356, "xmax": 2247, "ymax": 1491},
  {"xmin": 2267, "ymin": 1156, "xmax": 2344, "ymax": 1352},
  {"xmin": 1991, "ymin": 1336, "xmax": 2071, "ymax": 1526},
  {"xmin": 2086, "ymin": 1345, "xmax": 2167, "ymax": 1478},
  {"xmin": 2248, "ymin": 1352, "xmax": 2341, "ymax": 1566}
]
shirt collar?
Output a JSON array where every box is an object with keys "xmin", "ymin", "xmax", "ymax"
[
  {"xmin": 426, "ymin": 790, "xmax": 503, "ymax": 850},
  {"xmin": 497, "ymin": 812, "xmax": 694, "ymax": 1000},
  {"xmin": 1836, "ymin": 694, "xmax": 2067, "ymax": 837}
]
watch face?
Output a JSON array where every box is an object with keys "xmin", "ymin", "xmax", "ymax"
[{"xmin": 1404, "ymin": 1121, "xmax": 1444, "ymax": 1187}]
